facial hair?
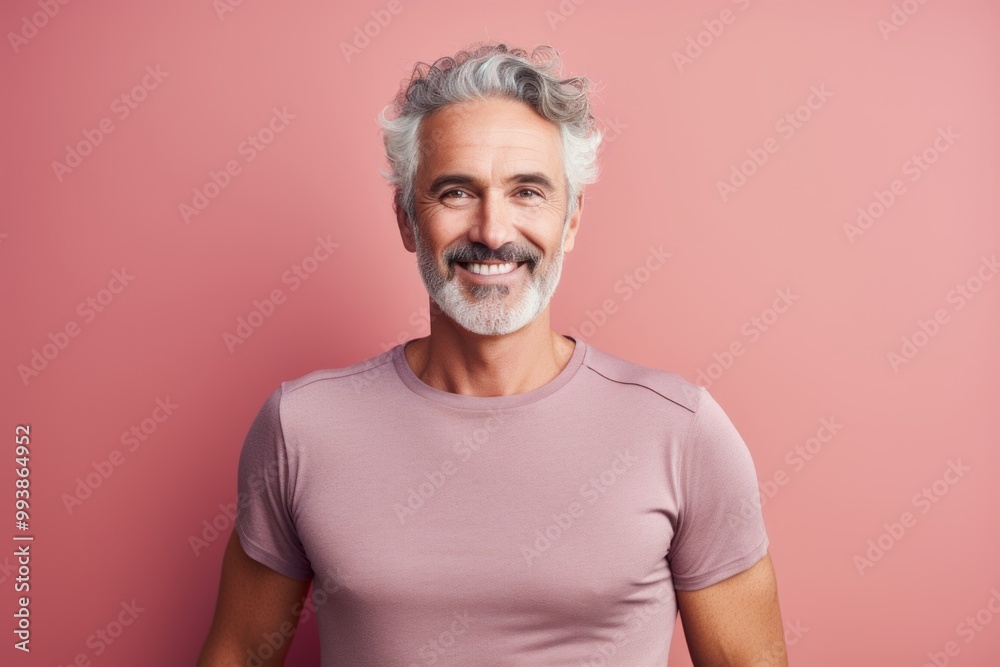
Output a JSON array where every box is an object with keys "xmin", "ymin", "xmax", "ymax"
[{"xmin": 412, "ymin": 216, "xmax": 571, "ymax": 336}]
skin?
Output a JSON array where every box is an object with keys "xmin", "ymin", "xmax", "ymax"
[
  {"xmin": 397, "ymin": 96, "xmax": 581, "ymax": 395},
  {"xmin": 198, "ymin": 94, "xmax": 787, "ymax": 666},
  {"xmin": 677, "ymin": 553, "xmax": 789, "ymax": 666},
  {"xmin": 197, "ymin": 530, "xmax": 310, "ymax": 666}
]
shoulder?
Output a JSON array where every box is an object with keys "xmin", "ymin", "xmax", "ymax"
[
  {"xmin": 274, "ymin": 347, "xmax": 397, "ymax": 405},
  {"xmin": 580, "ymin": 343, "xmax": 705, "ymax": 414}
]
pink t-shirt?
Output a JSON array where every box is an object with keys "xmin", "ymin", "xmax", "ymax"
[{"xmin": 235, "ymin": 336, "xmax": 769, "ymax": 666}]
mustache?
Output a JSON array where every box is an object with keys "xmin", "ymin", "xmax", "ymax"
[{"xmin": 445, "ymin": 243, "xmax": 541, "ymax": 267}]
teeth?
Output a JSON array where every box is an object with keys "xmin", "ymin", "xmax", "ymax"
[{"xmin": 465, "ymin": 262, "xmax": 517, "ymax": 276}]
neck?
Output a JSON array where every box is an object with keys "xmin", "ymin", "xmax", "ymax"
[{"xmin": 403, "ymin": 303, "xmax": 575, "ymax": 397}]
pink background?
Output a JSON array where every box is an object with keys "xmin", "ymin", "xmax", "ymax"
[{"xmin": 2, "ymin": 0, "xmax": 999, "ymax": 665}]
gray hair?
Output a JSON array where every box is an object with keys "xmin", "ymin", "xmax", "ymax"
[{"xmin": 377, "ymin": 42, "xmax": 602, "ymax": 230}]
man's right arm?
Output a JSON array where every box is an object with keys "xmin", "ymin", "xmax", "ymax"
[{"xmin": 197, "ymin": 528, "xmax": 312, "ymax": 666}]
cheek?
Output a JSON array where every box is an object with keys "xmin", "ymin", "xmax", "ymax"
[{"xmin": 418, "ymin": 205, "xmax": 470, "ymax": 237}]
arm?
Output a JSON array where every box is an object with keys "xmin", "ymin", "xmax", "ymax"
[
  {"xmin": 675, "ymin": 552, "xmax": 787, "ymax": 667},
  {"xmin": 198, "ymin": 529, "xmax": 312, "ymax": 667}
]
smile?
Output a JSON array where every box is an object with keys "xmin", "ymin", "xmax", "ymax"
[
  {"xmin": 453, "ymin": 261, "xmax": 531, "ymax": 285},
  {"xmin": 457, "ymin": 261, "xmax": 525, "ymax": 276}
]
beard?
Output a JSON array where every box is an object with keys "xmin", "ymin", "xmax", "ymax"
[{"xmin": 412, "ymin": 217, "xmax": 571, "ymax": 336}]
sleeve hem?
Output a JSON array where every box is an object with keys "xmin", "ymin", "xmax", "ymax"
[
  {"xmin": 671, "ymin": 533, "xmax": 769, "ymax": 591},
  {"xmin": 235, "ymin": 516, "xmax": 314, "ymax": 581}
]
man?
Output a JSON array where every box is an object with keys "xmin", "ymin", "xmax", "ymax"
[{"xmin": 199, "ymin": 42, "xmax": 787, "ymax": 666}]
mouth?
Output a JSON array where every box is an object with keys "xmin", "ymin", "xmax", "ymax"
[
  {"xmin": 454, "ymin": 260, "xmax": 529, "ymax": 281},
  {"xmin": 456, "ymin": 260, "xmax": 527, "ymax": 276}
]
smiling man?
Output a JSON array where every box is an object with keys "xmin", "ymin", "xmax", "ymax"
[
  {"xmin": 198, "ymin": 42, "xmax": 788, "ymax": 666},
  {"xmin": 400, "ymin": 90, "xmax": 581, "ymax": 394}
]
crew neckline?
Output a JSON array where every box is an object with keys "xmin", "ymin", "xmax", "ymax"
[{"xmin": 391, "ymin": 335, "xmax": 587, "ymax": 410}]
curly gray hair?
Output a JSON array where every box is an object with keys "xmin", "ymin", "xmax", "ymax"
[{"xmin": 377, "ymin": 42, "xmax": 603, "ymax": 230}]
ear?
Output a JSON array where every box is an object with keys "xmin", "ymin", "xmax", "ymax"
[
  {"xmin": 395, "ymin": 194, "xmax": 417, "ymax": 253},
  {"xmin": 562, "ymin": 191, "xmax": 584, "ymax": 254}
]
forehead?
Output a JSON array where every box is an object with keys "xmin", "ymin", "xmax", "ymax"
[{"xmin": 417, "ymin": 97, "xmax": 564, "ymax": 179}]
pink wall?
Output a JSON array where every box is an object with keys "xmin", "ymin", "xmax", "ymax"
[{"xmin": 3, "ymin": 0, "xmax": 998, "ymax": 665}]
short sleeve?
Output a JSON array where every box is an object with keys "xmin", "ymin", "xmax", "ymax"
[
  {"xmin": 668, "ymin": 386, "xmax": 769, "ymax": 590},
  {"xmin": 234, "ymin": 386, "xmax": 314, "ymax": 580}
]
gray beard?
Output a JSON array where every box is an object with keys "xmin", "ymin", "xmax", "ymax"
[{"xmin": 413, "ymin": 222, "xmax": 569, "ymax": 336}]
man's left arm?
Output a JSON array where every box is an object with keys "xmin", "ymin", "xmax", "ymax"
[{"xmin": 675, "ymin": 551, "xmax": 787, "ymax": 667}]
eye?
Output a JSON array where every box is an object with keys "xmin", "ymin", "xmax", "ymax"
[
  {"xmin": 442, "ymin": 189, "xmax": 469, "ymax": 199},
  {"xmin": 516, "ymin": 189, "xmax": 542, "ymax": 199}
]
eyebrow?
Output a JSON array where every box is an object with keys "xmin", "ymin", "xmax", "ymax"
[{"xmin": 426, "ymin": 172, "xmax": 557, "ymax": 196}]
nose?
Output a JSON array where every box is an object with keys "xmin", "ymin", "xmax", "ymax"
[{"xmin": 466, "ymin": 188, "xmax": 518, "ymax": 251}]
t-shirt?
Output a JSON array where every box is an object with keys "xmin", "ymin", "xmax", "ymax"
[{"xmin": 235, "ymin": 335, "xmax": 769, "ymax": 666}]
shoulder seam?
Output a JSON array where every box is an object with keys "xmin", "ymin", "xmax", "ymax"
[
  {"xmin": 581, "ymin": 361, "xmax": 698, "ymax": 413},
  {"xmin": 281, "ymin": 353, "xmax": 395, "ymax": 395}
]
